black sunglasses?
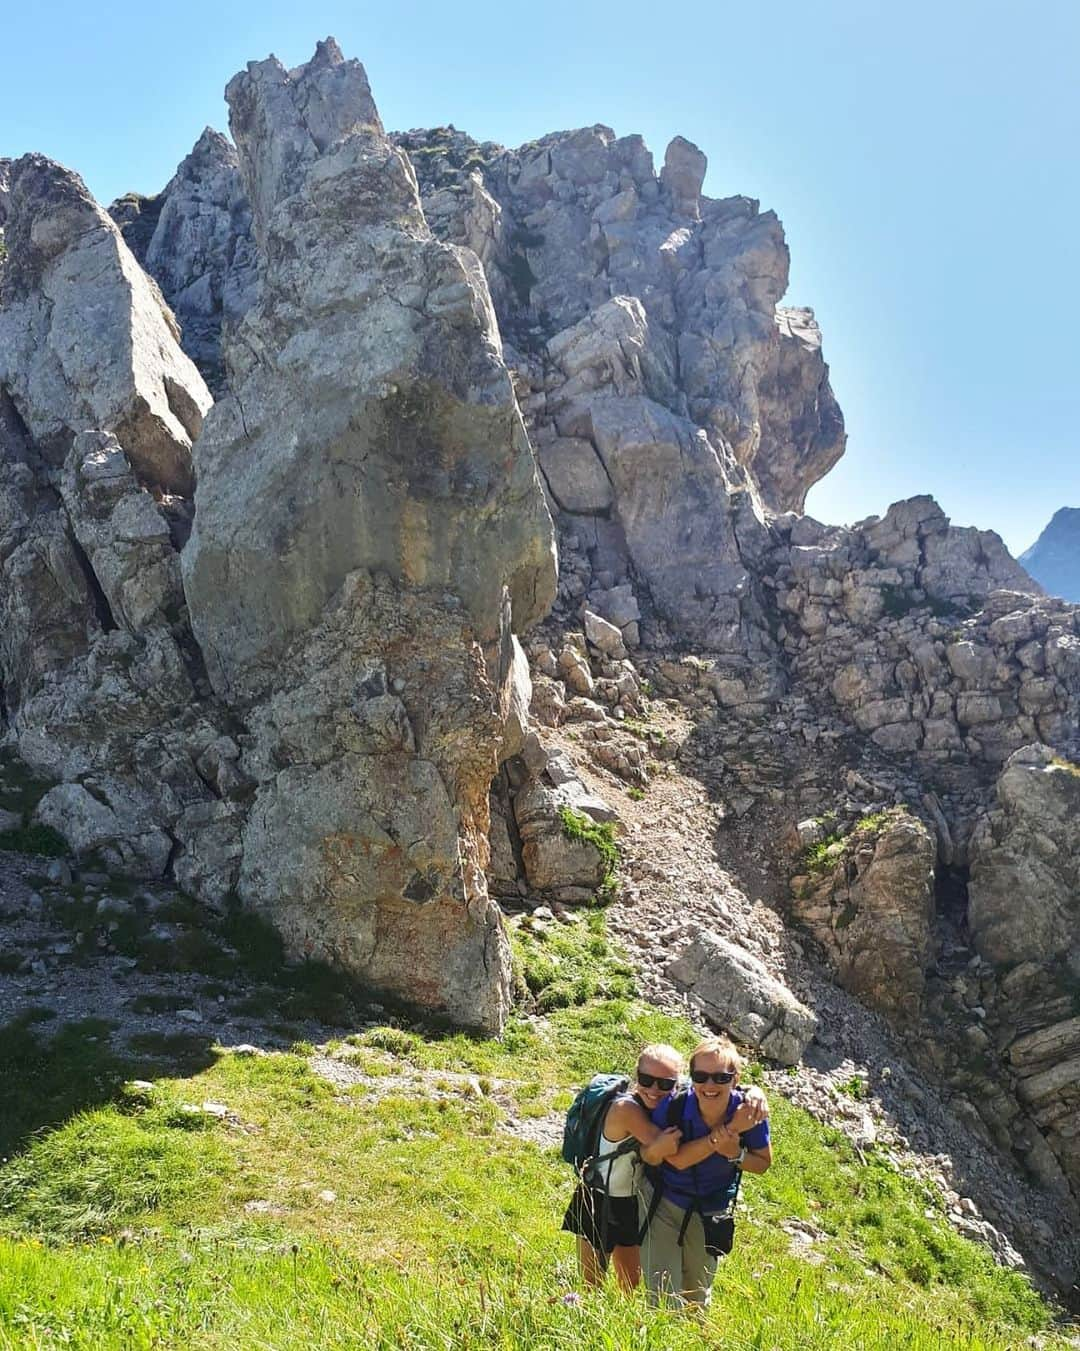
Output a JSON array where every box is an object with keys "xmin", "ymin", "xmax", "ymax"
[
  {"xmin": 691, "ymin": 1069, "xmax": 737, "ymax": 1085},
  {"xmin": 636, "ymin": 1071, "xmax": 678, "ymax": 1091}
]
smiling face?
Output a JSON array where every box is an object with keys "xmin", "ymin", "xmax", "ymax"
[
  {"xmin": 689, "ymin": 1047, "xmax": 740, "ymax": 1112},
  {"xmin": 634, "ymin": 1048, "xmax": 682, "ymax": 1111}
]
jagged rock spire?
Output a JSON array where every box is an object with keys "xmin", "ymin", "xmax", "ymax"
[{"xmin": 0, "ymin": 154, "xmax": 211, "ymax": 494}]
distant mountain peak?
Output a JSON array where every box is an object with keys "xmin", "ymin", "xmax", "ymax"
[{"xmin": 1019, "ymin": 508, "xmax": 1080, "ymax": 602}]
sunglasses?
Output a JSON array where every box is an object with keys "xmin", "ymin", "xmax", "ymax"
[
  {"xmin": 690, "ymin": 1069, "xmax": 737, "ymax": 1085},
  {"xmin": 636, "ymin": 1071, "xmax": 678, "ymax": 1091}
]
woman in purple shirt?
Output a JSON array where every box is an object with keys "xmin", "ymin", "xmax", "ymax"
[{"xmin": 641, "ymin": 1034, "xmax": 772, "ymax": 1307}]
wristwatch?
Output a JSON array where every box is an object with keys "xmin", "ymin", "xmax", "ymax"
[{"xmin": 730, "ymin": 1146, "xmax": 746, "ymax": 1166}]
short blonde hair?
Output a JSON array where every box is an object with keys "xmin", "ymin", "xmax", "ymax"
[
  {"xmin": 636, "ymin": 1043, "xmax": 684, "ymax": 1073},
  {"xmin": 689, "ymin": 1035, "xmax": 741, "ymax": 1074}
]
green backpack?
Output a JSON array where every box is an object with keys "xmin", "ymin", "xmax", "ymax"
[{"xmin": 561, "ymin": 1074, "xmax": 632, "ymax": 1180}]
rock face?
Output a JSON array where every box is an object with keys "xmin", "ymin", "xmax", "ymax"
[
  {"xmin": 790, "ymin": 810, "xmax": 936, "ymax": 1021},
  {"xmin": 0, "ymin": 155, "xmax": 236, "ymax": 892},
  {"xmin": 137, "ymin": 128, "xmax": 257, "ymax": 396},
  {"xmin": 966, "ymin": 747, "xmax": 1080, "ymax": 1195},
  {"xmin": 771, "ymin": 499, "xmax": 1057, "ymax": 762},
  {"xmin": 0, "ymin": 155, "xmax": 211, "ymax": 494},
  {"xmin": 182, "ymin": 40, "xmax": 556, "ymax": 1030},
  {"xmin": 390, "ymin": 123, "xmax": 845, "ymax": 653},
  {"xmin": 128, "ymin": 117, "xmax": 846, "ymax": 652},
  {"xmin": 1020, "ymin": 507, "xmax": 1080, "ymax": 603}
]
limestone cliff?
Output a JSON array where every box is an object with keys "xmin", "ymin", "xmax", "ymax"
[{"xmin": 184, "ymin": 39, "xmax": 556, "ymax": 1031}]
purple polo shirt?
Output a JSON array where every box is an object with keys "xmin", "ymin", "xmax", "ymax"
[{"xmin": 651, "ymin": 1088, "xmax": 770, "ymax": 1211}]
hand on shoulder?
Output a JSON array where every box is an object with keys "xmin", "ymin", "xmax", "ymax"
[{"xmin": 731, "ymin": 1085, "xmax": 769, "ymax": 1131}]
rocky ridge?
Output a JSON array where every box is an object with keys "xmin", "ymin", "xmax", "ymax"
[{"xmin": 3, "ymin": 34, "xmax": 1080, "ymax": 1297}]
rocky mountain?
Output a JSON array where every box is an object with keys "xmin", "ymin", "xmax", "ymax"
[
  {"xmin": 1021, "ymin": 507, "xmax": 1080, "ymax": 602},
  {"xmin": 3, "ymin": 36, "xmax": 1080, "ymax": 1272}
]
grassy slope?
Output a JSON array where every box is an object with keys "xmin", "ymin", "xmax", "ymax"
[{"xmin": 0, "ymin": 914, "xmax": 1075, "ymax": 1350}]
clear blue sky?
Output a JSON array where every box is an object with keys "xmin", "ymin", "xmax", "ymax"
[{"xmin": 3, "ymin": 0, "xmax": 1077, "ymax": 555}]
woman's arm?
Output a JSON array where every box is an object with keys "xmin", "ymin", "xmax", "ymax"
[
  {"xmin": 661, "ymin": 1133, "xmax": 719, "ymax": 1170},
  {"xmin": 606, "ymin": 1098, "xmax": 681, "ymax": 1164},
  {"xmin": 740, "ymin": 1142, "xmax": 772, "ymax": 1174}
]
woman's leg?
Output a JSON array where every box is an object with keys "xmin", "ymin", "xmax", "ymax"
[
  {"xmin": 679, "ymin": 1213, "xmax": 719, "ymax": 1307},
  {"xmin": 639, "ymin": 1189, "xmax": 685, "ymax": 1306},
  {"xmin": 610, "ymin": 1243, "xmax": 641, "ymax": 1292},
  {"xmin": 577, "ymin": 1236, "xmax": 607, "ymax": 1288}
]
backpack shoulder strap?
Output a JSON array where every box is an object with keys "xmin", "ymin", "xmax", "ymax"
[{"xmin": 666, "ymin": 1088, "xmax": 691, "ymax": 1130}]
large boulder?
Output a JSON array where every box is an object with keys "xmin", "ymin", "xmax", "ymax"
[
  {"xmin": 182, "ymin": 41, "xmax": 556, "ymax": 1030},
  {"xmin": 513, "ymin": 777, "xmax": 617, "ymax": 893},
  {"xmin": 790, "ymin": 809, "xmax": 936, "ymax": 1021},
  {"xmin": 666, "ymin": 930, "xmax": 817, "ymax": 1066}
]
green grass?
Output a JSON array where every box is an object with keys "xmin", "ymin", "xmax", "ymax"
[
  {"xmin": 803, "ymin": 834, "xmax": 844, "ymax": 874},
  {"xmin": 802, "ymin": 809, "xmax": 909, "ymax": 877},
  {"xmin": 512, "ymin": 909, "xmax": 634, "ymax": 1013},
  {"xmin": 0, "ymin": 921, "xmax": 1074, "ymax": 1347},
  {"xmin": 558, "ymin": 807, "xmax": 619, "ymax": 896},
  {"xmin": 0, "ymin": 821, "xmax": 68, "ymax": 856}
]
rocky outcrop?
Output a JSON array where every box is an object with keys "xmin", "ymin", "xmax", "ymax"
[
  {"xmin": 181, "ymin": 40, "xmax": 556, "ymax": 1030},
  {"xmin": 1020, "ymin": 507, "xmax": 1080, "ymax": 603},
  {"xmin": 0, "ymin": 152, "xmax": 238, "ymax": 900},
  {"xmin": 952, "ymin": 746, "xmax": 1080, "ymax": 1197},
  {"xmin": 790, "ymin": 809, "xmax": 936, "ymax": 1021},
  {"xmin": 771, "ymin": 499, "xmax": 1060, "ymax": 762},
  {"xmin": 0, "ymin": 155, "xmax": 211, "ymax": 494},
  {"xmin": 757, "ymin": 308, "xmax": 846, "ymax": 513},
  {"xmin": 389, "ymin": 122, "xmax": 845, "ymax": 645},
  {"xmin": 114, "ymin": 87, "xmax": 848, "ymax": 670},
  {"xmin": 0, "ymin": 172, "xmax": 218, "ymax": 934}
]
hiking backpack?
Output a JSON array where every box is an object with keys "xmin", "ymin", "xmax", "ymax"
[{"xmin": 561, "ymin": 1073, "xmax": 630, "ymax": 1178}]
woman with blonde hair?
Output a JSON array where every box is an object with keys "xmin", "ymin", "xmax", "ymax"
[
  {"xmin": 640, "ymin": 1034, "xmax": 772, "ymax": 1307},
  {"xmin": 564, "ymin": 1040, "xmax": 768, "ymax": 1291}
]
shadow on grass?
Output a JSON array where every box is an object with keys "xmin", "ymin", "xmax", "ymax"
[{"xmin": 0, "ymin": 1011, "xmax": 219, "ymax": 1159}]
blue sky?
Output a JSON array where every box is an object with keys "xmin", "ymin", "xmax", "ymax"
[{"xmin": 2, "ymin": 0, "xmax": 1077, "ymax": 555}]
